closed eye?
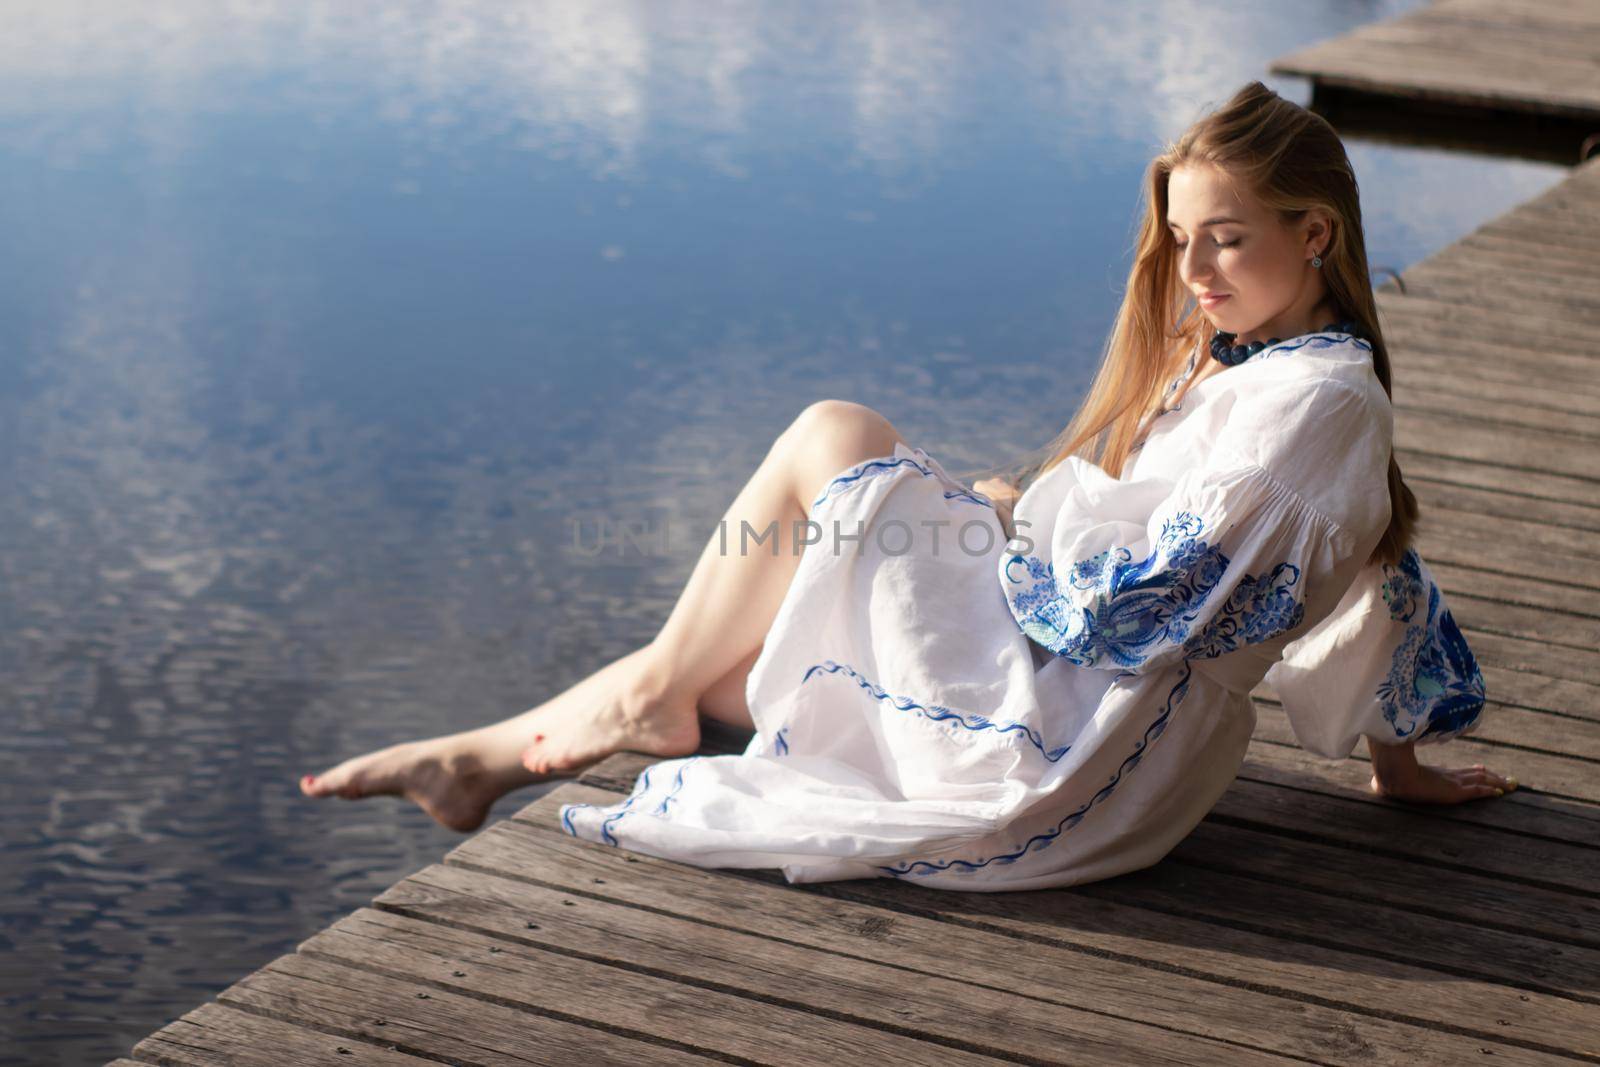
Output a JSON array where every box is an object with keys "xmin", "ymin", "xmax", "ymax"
[{"xmin": 1174, "ymin": 238, "xmax": 1240, "ymax": 250}]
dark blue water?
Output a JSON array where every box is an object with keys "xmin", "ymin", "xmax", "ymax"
[{"xmin": 0, "ymin": 1, "xmax": 1570, "ymax": 1061}]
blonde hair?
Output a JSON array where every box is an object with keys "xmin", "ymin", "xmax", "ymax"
[{"xmin": 981, "ymin": 80, "xmax": 1415, "ymax": 568}]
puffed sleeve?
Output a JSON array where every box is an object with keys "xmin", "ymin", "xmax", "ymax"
[
  {"xmin": 1262, "ymin": 547, "xmax": 1488, "ymax": 760},
  {"xmin": 1000, "ymin": 373, "xmax": 1392, "ymax": 677}
]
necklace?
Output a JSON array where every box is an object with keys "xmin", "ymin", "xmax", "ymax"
[{"xmin": 1209, "ymin": 318, "xmax": 1365, "ymax": 366}]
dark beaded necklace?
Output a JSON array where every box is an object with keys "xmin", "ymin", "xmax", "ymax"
[{"xmin": 1209, "ymin": 318, "xmax": 1365, "ymax": 366}]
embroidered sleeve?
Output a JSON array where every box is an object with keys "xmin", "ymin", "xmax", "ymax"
[
  {"xmin": 1262, "ymin": 548, "xmax": 1487, "ymax": 760},
  {"xmin": 999, "ymin": 457, "xmax": 1351, "ymax": 674}
]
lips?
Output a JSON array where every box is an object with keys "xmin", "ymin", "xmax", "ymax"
[{"xmin": 1199, "ymin": 293, "xmax": 1230, "ymax": 307}]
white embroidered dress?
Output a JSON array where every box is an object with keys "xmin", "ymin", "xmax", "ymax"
[{"xmin": 559, "ymin": 330, "xmax": 1488, "ymax": 891}]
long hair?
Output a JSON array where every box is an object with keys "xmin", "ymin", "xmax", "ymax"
[{"xmin": 977, "ymin": 80, "xmax": 1416, "ymax": 568}]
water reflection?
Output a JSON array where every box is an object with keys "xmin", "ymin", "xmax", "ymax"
[{"xmin": 0, "ymin": 0, "xmax": 1572, "ymax": 1061}]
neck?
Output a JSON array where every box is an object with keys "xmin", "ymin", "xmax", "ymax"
[{"xmin": 1232, "ymin": 297, "xmax": 1337, "ymax": 347}]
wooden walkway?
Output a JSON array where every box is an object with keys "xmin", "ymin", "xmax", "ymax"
[
  {"xmin": 122, "ymin": 44, "xmax": 1600, "ymax": 1067},
  {"xmin": 1268, "ymin": 0, "xmax": 1600, "ymax": 122}
]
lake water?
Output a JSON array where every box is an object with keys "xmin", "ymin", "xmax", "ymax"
[{"xmin": 0, "ymin": 1, "xmax": 1571, "ymax": 1061}]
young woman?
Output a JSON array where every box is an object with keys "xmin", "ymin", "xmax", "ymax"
[{"xmin": 302, "ymin": 81, "xmax": 1512, "ymax": 891}]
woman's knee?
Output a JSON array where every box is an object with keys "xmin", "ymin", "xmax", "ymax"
[
  {"xmin": 787, "ymin": 399, "xmax": 901, "ymax": 455},
  {"xmin": 779, "ymin": 400, "xmax": 906, "ymax": 509}
]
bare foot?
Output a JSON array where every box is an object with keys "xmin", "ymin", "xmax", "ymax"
[
  {"xmin": 517, "ymin": 680, "xmax": 702, "ymax": 777},
  {"xmin": 300, "ymin": 733, "xmax": 539, "ymax": 832}
]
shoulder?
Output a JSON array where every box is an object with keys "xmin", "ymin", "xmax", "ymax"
[
  {"xmin": 1225, "ymin": 335, "xmax": 1391, "ymax": 440},
  {"xmin": 1214, "ymin": 338, "xmax": 1393, "ymax": 541}
]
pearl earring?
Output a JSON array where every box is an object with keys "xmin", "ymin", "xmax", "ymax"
[{"xmin": 1311, "ymin": 254, "xmax": 1323, "ymax": 268}]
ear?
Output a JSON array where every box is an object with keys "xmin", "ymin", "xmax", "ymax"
[{"xmin": 1304, "ymin": 208, "xmax": 1335, "ymax": 256}]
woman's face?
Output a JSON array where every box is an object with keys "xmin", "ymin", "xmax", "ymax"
[{"xmin": 1166, "ymin": 163, "xmax": 1332, "ymax": 344}]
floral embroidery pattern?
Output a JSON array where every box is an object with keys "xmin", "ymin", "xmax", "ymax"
[
  {"xmin": 801, "ymin": 659, "xmax": 1071, "ymax": 761},
  {"xmin": 1184, "ymin": 562, "xmax": 1306, "ymax": 659},
  {"xmin": 999, "ymin": 511, "xmax": 1303, "ymax": 669},
  {"xmin": 878, "ymin": 662, "xmax": 1194, "ymax": 877},
  {"xmin": 1376, "ymin": 548, "xmax": 1485, "ymax": 742}
]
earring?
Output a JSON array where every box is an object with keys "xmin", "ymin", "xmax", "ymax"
[{"xmin": 1311, "ymin": 254, "xmax": 1323, "ymax": 268}]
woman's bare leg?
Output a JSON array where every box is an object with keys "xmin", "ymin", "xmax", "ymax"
[
  {"xmin": 517, "ymin": 399, "xmax": 907, "ymax": 773},
  {"xmin": 301, "ymin": 400, "xmax": 907, "ymax": 830}
]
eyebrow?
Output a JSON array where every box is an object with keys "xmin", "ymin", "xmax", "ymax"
[{"xmin": 1167, "ymin": 216, "xmax": 1243, "ymax": 230}]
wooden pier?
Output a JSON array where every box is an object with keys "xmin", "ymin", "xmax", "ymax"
[
  {"xmin": 122, "ymin": 8, "xmax": 1600, "ymax": 1064},
  {"xmin": 1268, "ymin": 0, "xmax": 1600, "ymax": 122}
]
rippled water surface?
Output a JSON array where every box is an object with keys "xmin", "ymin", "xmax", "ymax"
[{"xmin": 0, "ymin": 1, "xmax": 1571, "ymax": 1061}]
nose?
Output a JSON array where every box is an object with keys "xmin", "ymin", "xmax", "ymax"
[{"xmin": 1178, "ymin": 241, "xmax": 1214, "ymax": 284}]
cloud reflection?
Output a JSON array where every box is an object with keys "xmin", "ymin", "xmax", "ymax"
[{"xmin": 0, "ymin": 0, "xmax": 1427, "ymax": 181}]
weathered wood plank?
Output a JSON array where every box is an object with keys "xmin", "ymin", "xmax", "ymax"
[
  {"xmin": 1390, "ymin": 342, "xmax": 1600, "ymax": 405},
  {"xmin": 299, "ymin": 908, "xmax": 1015, "ymax": 1066},
  {"xmin": 1388, "ymin": 10, "xmax": 1600, "ymax": 56},
  {"xmin": 1445, "ymin": 588, "xmax": 1600, "ymax": 651},
  {"xmin": 1397, "ymin": 264, "xmax": 1600, "ymax": 324},
  {"xmin": 213, "ymin": 952, "xmax": 714, "ymax": 1065},
  {"xmin": 1419, "ymin": 504, "xmax": 1600, "ymax": 568},
  {"xmin": 1250, "ymin": 701, "xmax": 1600, "ymax": 808},
  {"xmin": 1268, "ymin": 0, "xmax": 1600, "ymax": 120},
  {"xmin": 1234, "ymin": 740, "xmax": 1600, "ymax": 847},
  {"xmin": 1429, "ymin": 558, "xmax": 1600, "ymax": 623},
  {"xmin": 521, "ymin": 780, "xmax": 1587, "ymax": 1062},
  {"xmin": 1393, "ymin": 412, "xmax": 1600, "ymax": 484},
  {"xmin": 375, "ymin": 859, "xmax": 1295, "ymax": 1066},
  {"xmin": 1415, "ymin": 249, "xmax": 1600, "ymax": 307},
  {"xmin": 1406, "ymin": 477, "xmax": 1600, "ymax": 537},
  {"xmin": 1338, "ymin": 26, "xmax": 1600, "ymax": 86},
  {"xmin": 1378, "ymin": 291, "xmax": 1600, "ymax": 352},
  {"xmin": 486, "ymin": 783, "xmax": 1561, "ymax": 1067},
  {"xmin": 1398, "ymin": 450, "xmax": 1600, "ymax": 514},
  {"xmin": 1415, "ymin": 523, "xmax": 1600, "ymax": 590},
  {"xmin": 1449, "ymin": 628, "xmax": 1600, "ymax": 690},
  {"xmin": 1270, "ymin": 40, "xmax": 1600, "ymax": 120},
  {"xmin": 1395, "ymin": 390, "xmax": 1600, "ymax": 442},
  {"xmin": 131, "ymin": 1001, "xmax": 432, "ymax": 1065},
  {"xmin": 1168, "ymin": 819, "xmax": 1599, "ymax": 951},
  {"xmin": 1474, "ymin": 662, "xmax": 1600, "ymax": 722}
]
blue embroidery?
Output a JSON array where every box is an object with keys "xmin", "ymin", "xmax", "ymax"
[
  {"xmin": 1184, "ymin": 561, "xmax": 1306, "ymax": 659},
  {"xmin": 813, "ymin": 449, "xmax": 993, "ymax": 511},
  {"xmin": 878, "ymin": 661, "xmax": 1194, "ymax": 878},
  {"xmin": 652, "ymin": 760, "xmax": 694, "ymax": 816},
  {"xmin": 1000, "ymin": 510, "xmax": 1303, "ymax": 669},
  {"xmin": 560, "ymin": 764, "xmax": 656, "ymax": 846},
  {"xmin": 801, "ymin": 660, "xmax": 1071, "ymax": 761},
  {"xmin": 558, "ymin": 757, "xmax": 704, "ymax": 846},
  {"xmin": 1254, "ymin": 330, "xmax": 1373, "ymax": 362},
  {"xmin": 773, "ymin": 726, "xmax": 790, "ymax": 756},
  {"xmin": 1376, "ymin": 548, "xmax": 1485, "ymax": 741}
]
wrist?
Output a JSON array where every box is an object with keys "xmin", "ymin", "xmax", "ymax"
[{"xmin": 1368, "ymin": 736, "xmax": 1420, "ymax": 779}]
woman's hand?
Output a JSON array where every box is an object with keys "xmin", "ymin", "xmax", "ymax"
[{"xmin": 1366, "ymin": 736, "xmax": 1518, "ymax": 804}]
